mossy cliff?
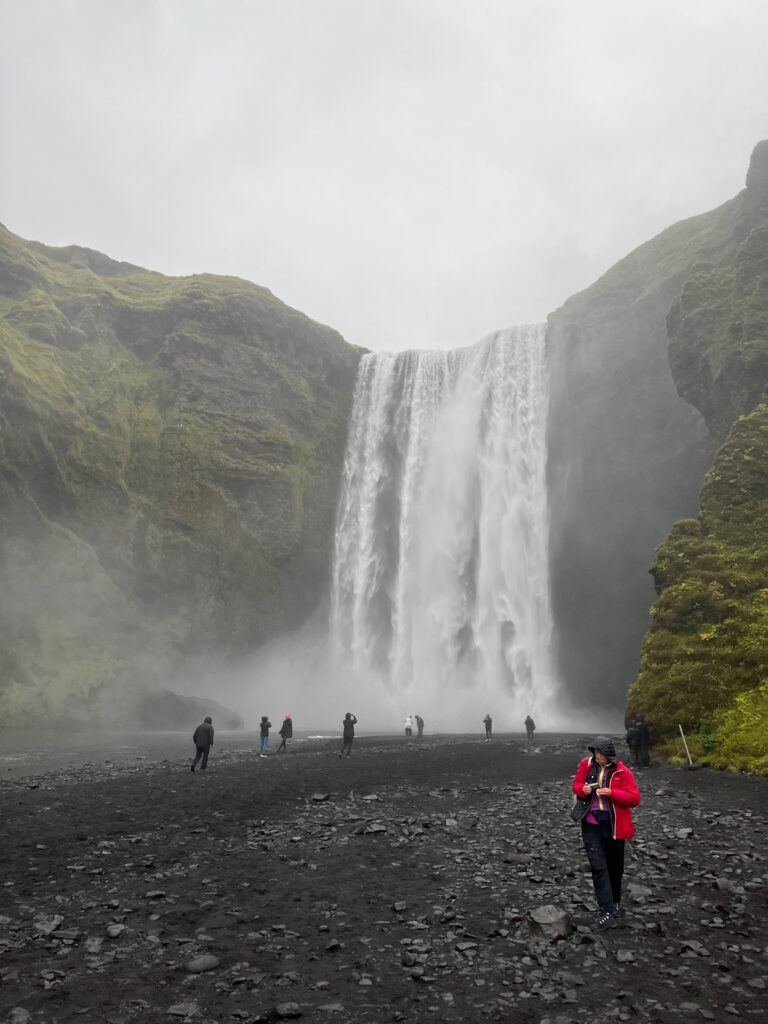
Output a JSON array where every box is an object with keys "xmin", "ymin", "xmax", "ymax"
[
  {"xmin": 0, "ymin": 225, "xmax": 362, "ymax": 723},
  {"xmin": 627, "ymin": 141, "xmax": 768, "ymax": 773}
]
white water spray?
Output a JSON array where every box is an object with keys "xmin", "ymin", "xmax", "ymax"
[{"xmin": 330, "ymin": 325, "xmax": 559, "ymax": 729}]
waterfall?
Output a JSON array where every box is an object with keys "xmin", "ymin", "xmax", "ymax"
[{"xmin": 330, "ymin": 325, "xmax": 557, "ymax": 729}]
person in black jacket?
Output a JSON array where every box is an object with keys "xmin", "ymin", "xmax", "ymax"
[
  {"xmin": 276, "ymin": 714, "xmax": 293, "ymax": 753},
  {"xmin": 625, "ymin": 719, "xmax": 641, "ymax": 769},
  {"xmin": 191, "ymin": 716, "xmax": 214, "ymax": 771},
  {"xmin": 339, "ymin": 713, "xmax": 357, "ymax": 758},
  {"xmin": 524, "ymin": 715, "xmax": 536, "ymax": 742},
  {"xmin": 636, "ymin": 718, "xmax": 651, "ymax": 767},
  {"xmin": 259, "ymin": 716, "xmax": 272, "ymax": 757}
]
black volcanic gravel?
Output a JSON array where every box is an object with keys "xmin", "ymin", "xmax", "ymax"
[{"xmin": 1, "ymin": 734, "xmax": 766, "ymax": 1023}]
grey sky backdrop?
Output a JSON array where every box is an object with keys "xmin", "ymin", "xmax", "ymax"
[{"xmin": 2, "ymin": 1, "xmax": 767, "ymax": 352}]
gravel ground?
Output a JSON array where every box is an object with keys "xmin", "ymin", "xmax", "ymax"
[{"xmin": 1, "ymin": 733, "xmax": 766, "ymax": 1024}]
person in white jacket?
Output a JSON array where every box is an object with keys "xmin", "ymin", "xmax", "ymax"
[{"xmin": 404, "ymin": 715, "xmax": 414, "ymax": 737}]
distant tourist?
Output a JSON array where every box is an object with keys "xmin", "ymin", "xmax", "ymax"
[
  {"xmin": 339, "ymin": 712, "xmax": 357, "ymax": 758},
  {"xmin": 259, "ymin": 716, "xmax": 272, "ymax": 757},
  {"xmin": 483, "ymin": 713, "xmax": 493, "ymax": 741},
  {"xmin": 415, "ymin": 714, "xmax": 424, "ymax": 738},
  {"xmin": 625, "ymin": 719, "xmax": 641, "ymax": 768},
  {"xmin": 636, "ymin": 717, "xmax": 651, "ymax": 767},
  {"xmin": 191, "ymin": 716, "xmax": 214, "ymax": 772},
  {"xmin": 276, "ymin": 714, "xmax": 293, "ymax": 753},
  {"xmin": 571, "ymin": 735, "xmax": 640, "ymax": 931},
  {"xmin": 524, "ymin": 715, "xmax": 536, "ymax": 742},
  {"xmin": 404, "ymin": 714, "xmax": 414, "ymax": 737}
]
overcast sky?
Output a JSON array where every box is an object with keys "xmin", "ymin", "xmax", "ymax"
[{"xmin": 2, "ymin": 1, "xmax": 767, "ymax": 351}]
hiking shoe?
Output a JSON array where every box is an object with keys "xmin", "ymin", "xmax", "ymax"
[{"xmin": 591, "ymin": 911, "xmax": 615, "ymax": 932}]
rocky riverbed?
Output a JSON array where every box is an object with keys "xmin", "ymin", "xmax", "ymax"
[{"xmin": 1, "ymin": 735, "xmax": 766, "ymax": 1023}]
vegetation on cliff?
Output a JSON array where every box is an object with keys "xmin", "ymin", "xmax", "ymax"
[
  {"xmin": 627, "ymin": 403, "xmax": 768, "ymax": 772},
  {"xmin": 0, "ymin": 224, "xmax": 362, "ymax": 723},
  {"xmin": 628, "ymin": 142, "xmax": 768, "ymax": 773}
]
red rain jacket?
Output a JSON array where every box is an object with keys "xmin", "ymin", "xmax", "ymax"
[{"xmin": 572, "ymin": 757, "xmax": 640, "ymax": 840}]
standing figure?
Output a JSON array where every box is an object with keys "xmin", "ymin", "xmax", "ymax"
[
  {"xmin": 483, "ymin": 713, "xmax": 493, "ymax": 741},
  {"xmin": 524, "ymin": 715, "xmax": 536, "ymax": 742},
  {"xmin": 277, "ymin": 714, "xmax": 293, "ymax": 753},
  {"xmin": 259, "ymin": 716, "xmax": 272, "ymax": 757},
  {"xmin": 636, "ymin": 718, "xmax": 651, "ymax": 767},
  {"xmin": 404, "ymin": 714, "xmax": 413, "ymax": 737},
  {"xmin": 415, "ymin": 714, "xmax": 425, "ymax": 738},
  {"xmin": 625, "ymin": 719, "xmax": 641, "ymax": 768},
  {"xmin": 191, "ymin": 716, "xmax": 214, "ymax": 771},
  {"xmin": 339, "ymin": 712, "xmax": 357, "ymax": 758},
  {"xmin": 571, "ymin": 736, "xmax": 640, "ymax": 931}
]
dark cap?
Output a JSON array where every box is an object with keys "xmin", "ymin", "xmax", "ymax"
[{"xmin": 588, "ymin": 735, "xmax": 617, "ymax": 761}]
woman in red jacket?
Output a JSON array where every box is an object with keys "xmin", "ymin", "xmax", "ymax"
[{"xmin": 572, "ymin": 735, "xmax": 640, "ymax": 931}]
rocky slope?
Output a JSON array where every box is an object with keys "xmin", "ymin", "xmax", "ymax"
[
  {"xmin": 627, "ymin": 141, "xmax": 768, "ymax": 772},
  {"xmin": 0, "ymin": 225, "xmax": 362, "ymax": 724}
]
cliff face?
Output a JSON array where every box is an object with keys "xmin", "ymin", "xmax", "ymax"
[
  {"xmin": 627, "ymin": 141, "xmax": 768, "ymax": 772},
  {"xmin": 545, "ymin": 204, "xmax": 735, "ymax": 711},
  {"xmin": 0, "ymin": 226, "xmax": 362, "ymax": 722}
]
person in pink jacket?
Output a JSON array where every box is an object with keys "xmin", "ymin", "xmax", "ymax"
[{"xmin": 571, "ymin": 735, "xmax": 640, "ymax": 931}]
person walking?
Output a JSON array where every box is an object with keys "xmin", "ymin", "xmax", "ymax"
[
  {"xmin": 415, "ymin": 714, "xmax": 424, "ymax": 738},
  {"xmin": 524, "ymin": 715, "xmax": 536, "ymax": 742},
  {"xmin": 259, "ymin": 716, "xmax": 272, "ymax": 757},
  {"xmin": 276, "ymin": 714, "xmax": 293, "ymax": 753},
  {"xmin": 636, "ymin": 717, "xmax": 651, "ymax": 767},
  {"xmin": 191, "ymin": 716, "xmax": 214, "ymax": 771},
  {"xmin": 571, "ymin": 735, "xmax": 640, "ymax": 931},
  {"xmin": 404, "ymin": 714, "xmax": 413, "ymax": 737},
  {"xmin": 339, "ymin": 712, "xmax": 357, "ymax": 758},
  {"xmin": 483, "ymin": 713, "xmax": 493, "ymax": 741},
  {"xmin": 625, "ymin": 719, "xmax": 641, "ymax": 769}
]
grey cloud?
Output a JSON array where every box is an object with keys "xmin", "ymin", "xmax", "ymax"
[{"xmin": 2, "ymin": 0, "xmax": 767, "ymax": 350}]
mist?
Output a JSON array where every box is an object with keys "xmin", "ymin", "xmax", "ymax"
[{"xmin": 174, "ymin": 614, "xmax": 623, "ymax": 738}]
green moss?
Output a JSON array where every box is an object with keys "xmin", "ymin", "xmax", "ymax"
[
  {"xmin": 0, "ymin": 618, "xmax": 119, "ymax": 722},
  {"xmin": 628, "ymin": 403, "xmax": 768, "ymax": 775}
]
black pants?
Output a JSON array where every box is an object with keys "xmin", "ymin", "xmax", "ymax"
[
  {"xmin": 341, "ymin": 736, "xmax": 354, "ymax": 757},
  {"xmin": 192, "ymin": 745, "xmax": 210, "ymax": 769},
  {"xmin": 581, "ymin": 816, "xmax": 625, "ymax": 914},
  {"xmin": 277, "ymin": 736, "xmax": 288, "ymax": 752},
  {"xmin": 628, "ymin": 745, "xmax": 641, "ymax": 768}
]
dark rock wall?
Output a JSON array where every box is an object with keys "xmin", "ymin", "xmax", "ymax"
[{"xmin": 546, "ymin": 201, "xmax": 746, "ymax": 711}]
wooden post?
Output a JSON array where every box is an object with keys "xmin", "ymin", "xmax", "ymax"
[{"xmin": 678, "ymin": 723, "xmax": 694, "ymax": 766}]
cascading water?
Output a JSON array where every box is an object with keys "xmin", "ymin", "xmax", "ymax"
[{"xmin": 330, "ymin": 325, "xmax": 558, "ymax": 729}]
